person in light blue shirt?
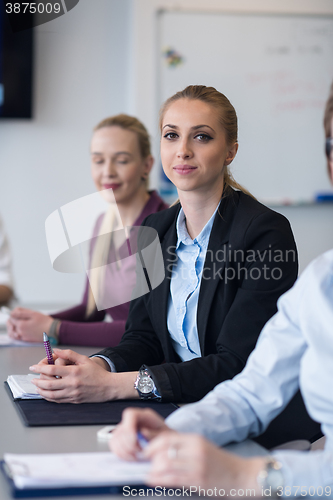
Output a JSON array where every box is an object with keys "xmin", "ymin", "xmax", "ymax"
[{"xmin": 110, "ymin": 81, "xmax": 333, "ymax": 496}]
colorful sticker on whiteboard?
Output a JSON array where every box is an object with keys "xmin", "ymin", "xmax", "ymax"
[{"xmin": 162, "ymin": 47, "xmax": 184, "ymax": 68}]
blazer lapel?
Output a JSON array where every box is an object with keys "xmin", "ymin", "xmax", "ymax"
[
  {"xmin": 151, "ymin": 206, "xmax": 180, "ymax": 360},
  {"xmin": 197, "ymin": 190, "xmax": 239, "ymax": 353}
]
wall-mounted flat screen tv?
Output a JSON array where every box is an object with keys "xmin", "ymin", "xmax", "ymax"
[{"xmin": 0, "ymin": 3, "xmax": 34, "ymax": 118}]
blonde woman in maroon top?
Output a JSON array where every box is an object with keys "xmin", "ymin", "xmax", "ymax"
[{"xmin": 7, "ymin": 115, "xmax": 168, "ymax": 347}]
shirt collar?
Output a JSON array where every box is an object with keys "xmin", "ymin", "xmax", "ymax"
[{"xmin": 175, "ymin": 204, "xmax": 219, "ymax": 249}]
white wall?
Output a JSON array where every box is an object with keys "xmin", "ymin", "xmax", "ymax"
[
  {"xmin": 273, "ymin": 204, "xmax": 333, "ymax": 272},
  {"xmin": 0, "ymin": 0, "xmax": 131, "ymax": 306},
  {"xmin": 131, "ymin": 0, "xmax": 333, "ymax": 275},
  {"xmin": 0, "ymin": 0, "xmax": 332, "ymax": 307}
]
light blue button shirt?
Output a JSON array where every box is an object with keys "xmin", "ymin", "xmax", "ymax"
[
  {"xmin": 96, "ymin": 204, "xmax": 219, "ymax": 370},
  {"xmin": 167, "ymin": 249, "xmax": 333, "ymax": 493},
  {"xmin": 167, "ymin": 205, "xmax": 219, "ymax": 361}
]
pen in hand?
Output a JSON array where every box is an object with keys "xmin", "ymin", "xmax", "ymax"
[
  {"xmin": 137, "ymin": 432, "xmax": 148, "ymax": 450},
  {"xmin": 43, "ymin": 332, "xmax": 54, "ymax": 365},
  {"xmin": 135, "ymin": 432, "xmax": 149, "ymax": 461}
]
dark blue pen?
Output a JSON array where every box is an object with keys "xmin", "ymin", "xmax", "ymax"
[{"xmin": 137, "ymin": 432, "xmax": 148, "ymax": 449}]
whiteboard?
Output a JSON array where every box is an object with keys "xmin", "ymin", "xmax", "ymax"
[{"xmin": 158, "ymin": 11, "xmax": 333, "ymax": 203}]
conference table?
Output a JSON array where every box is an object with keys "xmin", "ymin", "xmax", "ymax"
[{"xmin": 0, "ymin": 341, "xmax": 268, "ymax": 499}]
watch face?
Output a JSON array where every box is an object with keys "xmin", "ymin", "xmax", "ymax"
[
  {"xmin": 138, "ymin": 374, "xmax": 154, "ymax": 394},
  {"xmin": 267, "ymin": 468, "xmax": 284, "ymax": 491}
]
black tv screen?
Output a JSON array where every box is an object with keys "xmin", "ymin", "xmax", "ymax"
[{"xmin": 0, "ymin": 3, "xmax": 34, "ymax": 118}]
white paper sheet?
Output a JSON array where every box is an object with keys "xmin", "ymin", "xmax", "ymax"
[
  {"xmin": 6, "ymin": 374, "xmax": 42, "ymax": 400},
  {"xmin": 0, "ymin": 333, "xmax": 43, "ymax": 347},
  {"xmin": 0, "ymin": 311, "xmax": 8, "ymax": 331},
  {"xmin": 4, "ymin": 451, "xmax": 149, "ymax": 489}
]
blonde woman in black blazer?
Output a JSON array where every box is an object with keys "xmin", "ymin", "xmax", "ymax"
[{"xmin": 31, "ymin": 86, "xmax": 320, "ymax": 448}]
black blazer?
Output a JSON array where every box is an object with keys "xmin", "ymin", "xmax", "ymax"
[{"xmin": 97, "ymin": 188, "xmax": 298, "ymax": 402}]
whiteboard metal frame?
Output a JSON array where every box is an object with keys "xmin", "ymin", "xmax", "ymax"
[{"xmin": 130, "ymin": 0, "xmax": 333, "ymax": 189}]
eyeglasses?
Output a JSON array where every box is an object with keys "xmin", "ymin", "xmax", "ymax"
[{"xmin": 326, "ymin": 137, "xmax": 333, "ymax": 161}]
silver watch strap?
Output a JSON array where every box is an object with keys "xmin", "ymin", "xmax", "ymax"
[{"xmin": 136, "ymin": 366, "xmax": 161, "ymax": 400}]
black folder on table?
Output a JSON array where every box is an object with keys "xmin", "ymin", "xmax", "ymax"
[{"xmin": 4, "ymin": 381, "xmax": 178, "ymax": 427}]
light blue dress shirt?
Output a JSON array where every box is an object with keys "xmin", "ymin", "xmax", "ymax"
[
  {"xmin": 167, "ymin": 249, "xmax": 333, "ymax": 494},
  {"xmin": 96, "ymin": 204, "xmax": 219, "ymax": 370},
  {"xmin": 167, "ymin": 205, "xmax": 218, "ymax": 361}
]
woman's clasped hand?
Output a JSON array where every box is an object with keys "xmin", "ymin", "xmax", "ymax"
[{"xmin": 29, "ymin": 349, "xmax": 138, "ymax": 403}]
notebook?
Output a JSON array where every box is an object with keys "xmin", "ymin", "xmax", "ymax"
[
  {"xmin": 2, "ymin": 451, "xmax": 150, "ymax": 497},
  {"xmin": 6, "ymin": 375, "xmax": 42, "ymax": 400}
]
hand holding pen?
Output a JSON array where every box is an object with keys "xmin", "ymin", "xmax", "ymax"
[{"xmin": 109, "ymin": 408, "xmax": 169, "ymax": 461}]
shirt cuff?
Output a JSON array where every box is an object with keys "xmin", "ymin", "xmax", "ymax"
[
  {"xmin": 0, "ymin": 275, "xmax": 13, "ymax": 288},
  {"xmin": 91, "ymin": 355, "xmax": 117, "ymax": 372},
  {"xmin": 272, "ymin": 449, "xmax": 333, "ymax": 495}
]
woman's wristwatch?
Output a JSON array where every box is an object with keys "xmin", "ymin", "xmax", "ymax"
[
  {"xmin": 257, "ymin": 456, "xmax": 284, "ymax": 497},
  {"xmin": 134, "ymin": 365, "xmax": 161, "ymax": 401}
]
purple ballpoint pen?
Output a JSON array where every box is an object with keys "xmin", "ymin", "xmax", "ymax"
[{"xmin": 43, "ymin": 332, "xmax": 54, "ymax": 365}]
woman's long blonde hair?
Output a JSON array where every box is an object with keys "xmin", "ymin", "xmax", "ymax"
[
  {"xmin": 86, "ymin": 114, "xmax": 152, "ymax": 317},
  {"xmin": 159, "ymin": 85, "xmax": 254, "ymax": 198}
]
